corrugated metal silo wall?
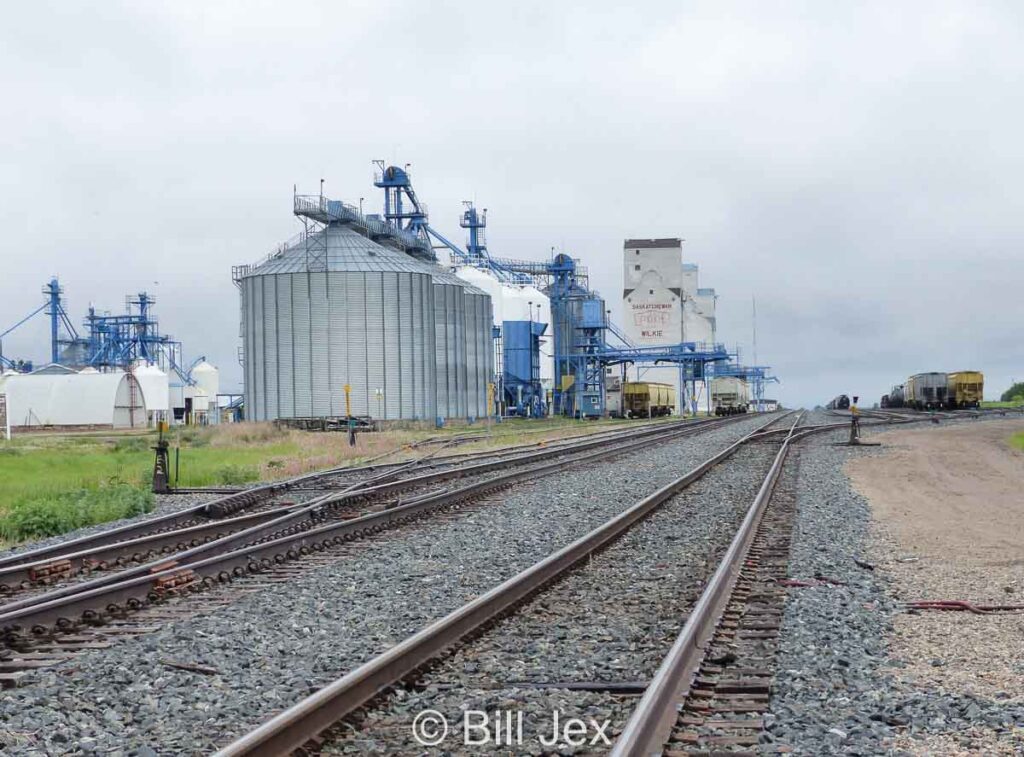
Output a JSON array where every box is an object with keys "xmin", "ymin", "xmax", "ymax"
[
  {"xmin": 426, "ymin": 276, "xmax": 440, "ymax": 419},
  {"xmin": 435, "ymin": 282, "xmax": 477, "ymax": 421},
  {"xmin": 276, "ymin": 275, "xmax": 295, "ymax": 416},
  {"xmin": 327, "ymin": 272, "xmax": 349, "ymax": 416},
  {"xmin": 456, "ymin": 287, "xmax": 468, "ymax": 418},
  {"xmin": 309, "ymin": 273, "xmax": 330, "ymax": 414},
  {"xmin": 242, "ymin": 271, "xmax": 437, "ymax": 421},
  {"xmin": 465, "ymin": 293, "xmax": 479, "ymax": 419},
  {"xmin": 292, "ymin": 275, "xmax": 312, "ymax": 416},
  {"xmin": 467, "ymin": 293, "xmax": 493, "ymax": 419},
  {"xmin": 395, "ymin": 272, "xmax": 412, "ymax": 417},
  {"xmin": 259, "ymin": 276, "xmax": 275, "ymax": 421},
  {"xmin": 481, "ymin": 294, "xmax": 494, "ymax": 416},
  {"xmin": 240, "ymin": 280, "xmax": 252, "ymax": 419},
  {"xmin": 434, "ymin": 283, "xmax": 451, "ymax": 419}
]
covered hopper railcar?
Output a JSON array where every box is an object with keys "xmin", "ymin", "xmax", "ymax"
[
  {"xmin": 623, "ymin": 382, "xmax": 675, "ymax": 418},
  {"xmin": 947, "ymin": 371, "xmax": 983, "ymax": 408},
  {"xmin": 711, "ymin": 377, "xmax": 750, "ymax": 416},
  {"xmin": 905, "ymin": 372, "xmax": 949, "ymax": 410}
]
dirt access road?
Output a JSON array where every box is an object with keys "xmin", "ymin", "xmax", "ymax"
[
  {"xmin": 850, "ymin": 418, "xmax": 1024, "ymax": 573},
  {"xmin": 846, "ymin": 418, "xmax": 1024, "ymax": 754}
]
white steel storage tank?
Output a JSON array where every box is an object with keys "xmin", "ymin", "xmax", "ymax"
[
  {"xmin": 518, "ymin": 284, "xmax": 553, "ymax": 387},
  {"xmin": 452, "ymin": 266, "xmax": 552, "ymax": 401},
  {"xmin": 453, "ymin": 266, "xmax": 505, "ymax": 326},
  {"xmin": 191, "ymin": 361, "xmax": 220, "ymax": 403},
  {"xmin": 189, "ymin": 360, "xmax": 220, "ymax": 423}
]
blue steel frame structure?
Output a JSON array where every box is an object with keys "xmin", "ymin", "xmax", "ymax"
[
  {"xmin": 0, "ymin": 278, "xmax": 78, "ymax": 371},
  {"xmin": 0, "ymin": 277, "xmax": 197, "ymax": 385},
  {"xmin": 286, "ymin": 166, "xmax": 734, "ymax": 418}
]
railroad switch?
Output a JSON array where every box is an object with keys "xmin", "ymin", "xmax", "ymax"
[
  {"xmin": 27, "ymin": 560, "xmax": 72, "ymax": 583},
  {"xmin": 151, "ymin": 568, "xmax": 197, "ymax": 597},
  {"xmin": 152, "ymin": 423, "xmax": 172, "ymax": 493}
]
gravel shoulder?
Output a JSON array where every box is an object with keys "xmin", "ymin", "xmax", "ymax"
[
  {"xmin": 769, "ymin": 414, "xmax": 1024, "ymax": 756},
  {"xmin": 849, "ymin": 418, "xmax": 1024, "ymax": 752}
]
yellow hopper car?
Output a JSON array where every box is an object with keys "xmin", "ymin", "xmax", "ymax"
[
  {"xmin": 623, "ymin": 382, "xmax": 675, "ymax": 418},
  {"xmin": 947, "ymin": 371, "xmax": 984, "ymax": 408}
]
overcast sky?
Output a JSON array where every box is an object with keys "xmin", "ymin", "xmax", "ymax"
[{"xmin": 2, "ymin": 1, "xmax": 1022, "ymax": 406}]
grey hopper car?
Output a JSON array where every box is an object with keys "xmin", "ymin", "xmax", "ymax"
[{"xmin": 905, "ymin": 372, "xmax": 948, "ymax": 410}]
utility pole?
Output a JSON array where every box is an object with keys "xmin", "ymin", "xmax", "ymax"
[{"xmin": 752, "ymin": 295, "xmax": 758, "ymax": 367}]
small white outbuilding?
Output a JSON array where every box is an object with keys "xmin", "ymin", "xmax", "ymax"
[{"xmin": 0, "ymin": 371, "xmax": 147, "ymax": 430}]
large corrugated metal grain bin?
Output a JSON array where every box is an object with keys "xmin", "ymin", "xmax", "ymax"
[
  {"xmin": 418, "ymin": 265, "xmax": 493, "ymax": 422},
  {"xmin": 239, "ymin": 223, "xmax": 493, "ymax": 423},
  {"xmin": 239, "ymin": 225, "xmax": 437, "ymax": 421}
]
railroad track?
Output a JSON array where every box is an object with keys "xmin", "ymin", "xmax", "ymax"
[
  {"xmin": 610, "ymin": 418, "xmax": 881, "ymax": 755},
  {"xmin": 0, "ymin": 415, "xmax": 743, "ymax": 655},
  {"xmin": 0, "ymin": 418, "xmax": 703, "ymax": 603},
  {"xmin": 210, "ymin": 409, "xmax": 925, "ymax": 756},
  {"xmin": 209, "ymin": 412, "xmax": 799, "ymax": 755},
  {"xmin": 611, "ymin": 407, "xmax": 1019, "ymax": 754},
  {"xmin": 0, "ymin": 418, "xmax": 681, "ymax": 582}
]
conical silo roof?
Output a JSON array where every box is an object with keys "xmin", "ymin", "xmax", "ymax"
[{"xmin": 248, "ymin": 224, "xmax": 430, "ymax": 276}]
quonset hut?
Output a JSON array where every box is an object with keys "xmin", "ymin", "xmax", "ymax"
[
  {"xmin": 237, "ymin": 222, "xmax": 492, "ymax": 423},
  {"xmin": 0, "ymin": 371, "xmax": 147, "ymax": 430}
]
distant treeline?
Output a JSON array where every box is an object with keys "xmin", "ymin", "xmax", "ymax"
[{"xmin": 1001, "ymin": 382, "xmax": 1024, "ymax": 402}]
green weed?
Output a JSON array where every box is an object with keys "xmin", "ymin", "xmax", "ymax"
[
  {"xmin": 0, "ymin": 485, "xmax": 154, "ymax": 541},
  {"xmin": 214, "ymin": 464, "xmax": 259, "ymax": 486}
]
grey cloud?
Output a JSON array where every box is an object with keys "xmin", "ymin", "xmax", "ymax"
[{"xmin": 2, "ymin": 1, "xmax": 1022, "ymax": 406}]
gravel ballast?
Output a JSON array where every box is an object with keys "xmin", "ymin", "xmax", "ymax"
[
  {"xmin": 768, "ymin": 412, "xmax": 1024, "ymax": 755},
  {"xmin": 0, "ymin": 415, "xmax": 770, "ymax": 754},
  {"xmin": 324, "ymin": 441, "xmax": 781, "ymax": 755}
]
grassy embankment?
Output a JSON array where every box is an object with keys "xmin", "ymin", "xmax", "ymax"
[
  {"xmin": 982, "ymin": 401, "xmax": 1024, "ymax": 409},
  {"xmin": 0, "ymin": 417, "xmax": 645, "ymax": 545},
  {"xmin": 1011, "ymin": 432, "xmax": 1024, "ymax": 452}
]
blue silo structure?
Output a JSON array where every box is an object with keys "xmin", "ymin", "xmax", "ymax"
[{"xmin": 501, "ymin": 319, "xmax": 547, "ymax": 416}]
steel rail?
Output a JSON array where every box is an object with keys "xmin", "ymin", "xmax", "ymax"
[
  {"xmin": 0, "ymin": 446, "xmax": 449, "ymax": 595},
  {"xmin": 0, "ymin": 418, "xmax": 699, "ymax": 575},
  {"xmin": 0, "ymin": 418, "xmax": 705, "ymax": 608},
  {"xmin": 0, "ymin": 416, "xmax": 743, "ymax": 633},
  {"xmin": 609, "ymin": 413, "xmax": 913, "ymax": 755},
  {"xmin": 0, "ymin": 428, "xmax": 551, "ymax": 569},
  {"xmin": 610, "ymin": 415, "xmax": 802, "ymax": 756},
  {"xmin": 0, "ymin": 459, "xmax": 404, "ymax": 572},
  {"xmin": 0, "ymin": 419, "xmax": 704, "ymax": 597},
  {"xmin": 212, "ymin": 413, "xmax": 793, "ymax": 757},
  {"xmin": 0, "ymin": 505, "xmax": 303, "ymax": 595}
]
